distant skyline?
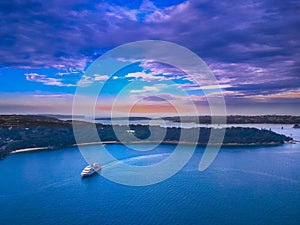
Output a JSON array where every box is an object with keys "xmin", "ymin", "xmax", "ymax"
[{"xmin": 0, "ymin": 0, "xmax": 299, "ymax": 116}]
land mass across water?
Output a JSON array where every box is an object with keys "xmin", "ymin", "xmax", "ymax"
[
  {"xmin": 0, "ymin": 115, "xmax": 293, "ymax": 159},
  {"xmin": 96, "ymin": 115, "xmax": 300, "ymax": 124}
]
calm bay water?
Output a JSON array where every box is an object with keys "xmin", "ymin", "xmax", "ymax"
[{"xmin": 1, "ymin": 141, "xmax": 300, "ymax": 225}]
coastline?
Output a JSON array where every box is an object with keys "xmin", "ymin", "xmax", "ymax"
[
  {"xmin": 10, "ymin": 141, "xmax": 119, "ymax": 154},
  {"xmin": 1, "ymin": 115, "xmax": 293, "ymax": 158},
  {"xmin": 11, "ymin": 147, "xmax": 50, "ymax": 154},
  {"xmin": 10, "ymin": 140, "xmax": 287, "ymax": 155}
]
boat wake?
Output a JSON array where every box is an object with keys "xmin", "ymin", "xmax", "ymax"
[
  {"xmin": 102, "ymin": 153, "xmax": 170, "ymax": 169},
  {"xmin": 216, "ymin": 167, "xmax": 300, "ymax": 185}
]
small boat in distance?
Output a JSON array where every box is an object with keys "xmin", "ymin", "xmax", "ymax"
[{"xmin": 81, "ymin": 163, "xmax": 101, "ymax": 178}]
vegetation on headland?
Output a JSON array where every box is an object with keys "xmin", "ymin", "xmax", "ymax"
[{"xmin": 0, "ymin": 115, "xmax": 293, "ymax": 159}]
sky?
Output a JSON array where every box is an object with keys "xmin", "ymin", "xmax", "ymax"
[{"xmin": 0, "ymin": 0, "xmax": 299, "ymax": 116}]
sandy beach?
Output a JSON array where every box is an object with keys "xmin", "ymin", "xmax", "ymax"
[
  {"xmin": 10, "ymin": 141, "xmax": 120, "ymax": 154},
  {"xmin": 10, "ymin": 139, "xmax": 285, "ymax": 155},
  {"xmin": 11, "ymin": 147, "xmax": 50, "ymax": 154}
]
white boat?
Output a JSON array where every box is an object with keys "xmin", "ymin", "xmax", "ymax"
[{"xmin": 81, "ymin": 163, "xmax": 101, "ymax": 178}]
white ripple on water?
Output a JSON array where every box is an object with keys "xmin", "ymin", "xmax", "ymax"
[
  {"xmin": 102, "ymin": 153, "xmax": 170, "ymax": 169},
  {"xmin": 0, "ymin": 178, "xmax": 75, "ymax": 199},
  {"xmin": 216, "ymin": 167, "xmax": 300, "ymax": 185},
  {"xmin": 275, "ymin": 150, "xmax": 300, "ymax": 154}
]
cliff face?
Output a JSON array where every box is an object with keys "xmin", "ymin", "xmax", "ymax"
[{"xmin": 0, "ymin": 115, "xmax": 293, "ymax": 159}]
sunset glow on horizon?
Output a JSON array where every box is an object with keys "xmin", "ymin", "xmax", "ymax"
[{"xmin": 0, "ymin": 0, "xmax": 299, "ymax": 116}]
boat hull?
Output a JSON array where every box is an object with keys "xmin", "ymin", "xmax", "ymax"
[
  {"xmin": 81, "ymin": 165, "xmax": 101, "ymax": 178},
  {"xmin": 81, "ymin": 170, "xmax": 100, "ymax": 178}
]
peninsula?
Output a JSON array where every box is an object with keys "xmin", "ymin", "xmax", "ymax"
[{"xmin": 0, "ymin": 115, "xmax": 293, "ymax": 159}]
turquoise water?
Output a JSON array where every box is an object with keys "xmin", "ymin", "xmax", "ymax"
[{"xmin": 1, "ymin": 142, "xmax": 300, "ymax": 225}]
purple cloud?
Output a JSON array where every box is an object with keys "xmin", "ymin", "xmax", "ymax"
[{"xmin": 0, "ymin": 0, "xmax": 299, "ymax": 112}]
